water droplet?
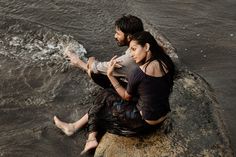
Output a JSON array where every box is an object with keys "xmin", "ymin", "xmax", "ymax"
[
  {"xmin": 200, "ymin": 50, "xmax": 203, "ymax": 53},
  {"xmin": 196, "ymin": 33, "xmax": 200, "ymax": 37},
  {"xmin": 203, "ymin": 55, "xmax": 207, "ymax": 58},
  {"xmin": 230, "ymin": 33, "xmax": 234, "ymax": 37},
  {"xmin": 185, "ymin": 48, "xmax": 188, "ymax": 51}
]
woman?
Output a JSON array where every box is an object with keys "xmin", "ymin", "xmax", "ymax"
[{"xmin": 53, "ymin": 31, "xmax": 175, "ymax": 155}]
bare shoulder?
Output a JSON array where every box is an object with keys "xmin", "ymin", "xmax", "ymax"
[{"xmin": 141, "ymin": 61, "xmax": 168, "ymax": 77}]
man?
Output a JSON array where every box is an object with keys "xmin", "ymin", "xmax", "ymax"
[
  {"xmin": 65, "ymin": 15, "xmax": 144, "ymax": 88},
  {"xmin": 54, "ymin": 15, "xmax": 144, "ymax": 154}
]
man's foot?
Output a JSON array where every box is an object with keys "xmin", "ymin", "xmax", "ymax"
[
  {"xmin": 80, "ymin": 138, "xmax": 98, "ymax": 155},
  {"xmin": 53, "ymin": 116, "xmax": 76, "ymax": 136}
]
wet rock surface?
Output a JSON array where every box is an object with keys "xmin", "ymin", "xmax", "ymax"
[{"xmin": 95, "ymin": 70, "xmax": 232, "ymax": 157}]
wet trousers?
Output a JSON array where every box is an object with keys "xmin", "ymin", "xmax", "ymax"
[{"xmin": 87, "ymin": 88, "xmax": 159, "ymax": 136}]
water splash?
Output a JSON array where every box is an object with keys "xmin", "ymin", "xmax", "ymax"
[{"xmin": 9, "ymin": 35, "xmax": 86, "ymax": 63}]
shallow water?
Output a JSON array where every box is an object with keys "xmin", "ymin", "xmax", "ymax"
[
  {"xmin": 0, "ymin": 0, "xmax": 130, "ymax": 58},
  {"xmin": 0, "ymin": 0, "xmax": 133, "ymax": 156},
  {"xmin": 0, "ymin": 0, "xmax": 235, "ymax": 156}
]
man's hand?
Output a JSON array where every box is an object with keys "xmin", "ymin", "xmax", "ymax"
[
  {"xmin": 87, "ymin": 57, "xmax": 95, "ymax": 69},
  {"xmin": 65, "ymin": 50, "xmax": 80, "ymax": 66},
  {"xmin": 86, "ymin": 57, "xmax": 95, "ymax": 77},
  {"xmin": 64, "ymin": 47, "xmax": 88, "ymax": 71}
]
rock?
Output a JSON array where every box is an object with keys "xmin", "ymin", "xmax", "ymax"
[{"xmin": 94, "ymin": 69, "xmax": 233, "ymax": 157}]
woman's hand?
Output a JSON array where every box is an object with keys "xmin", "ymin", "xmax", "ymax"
[{"xmin": 107, "ymin": 56, "xmax": 119, "ymax": 76}]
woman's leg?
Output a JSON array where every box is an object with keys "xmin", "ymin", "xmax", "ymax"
[
  {"xmin": 79, "ymin": 89, "xmax": 117, "ymax": 154},
  {"xmin": 80, "ymin": 131, "xmax": 98, "ymax": 155},
  {"xmin": 54, "ymin": 114, "xmax": 99, "ymax": 154},
  {"xmin": 54, "ymin": 113, "xmax": 88, "ymax": 136}
]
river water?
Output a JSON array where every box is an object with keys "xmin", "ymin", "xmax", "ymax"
[
  {"xmin": 0, "ymin": 0, "xmax": 235, "ymax": 156},
  {"xmin": 0, "ymin": 1, "xmax": 140, "ymax": 156}
]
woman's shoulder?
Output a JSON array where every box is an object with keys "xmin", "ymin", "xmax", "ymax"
[{"xmin": 141, "ymin": 60, "xmax": 168, "ymax": 77}]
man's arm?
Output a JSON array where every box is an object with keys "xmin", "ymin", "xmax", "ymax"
[
  {"xmin": 65, "ymin": 49, "xmax": 88, "ymax": 72},
  {"xmin": 88, "ymin": 50, "xmax": 134, "ymax": 77}
]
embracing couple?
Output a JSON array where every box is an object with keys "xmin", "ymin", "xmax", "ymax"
[{"xmin": 53, "ymin": 15, "xmax": 175, "ymax": 155}]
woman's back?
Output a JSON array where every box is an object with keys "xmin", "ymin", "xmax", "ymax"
[{"xmin": 127, "ymin": 61, "xmax": 172, "ymax": 121}]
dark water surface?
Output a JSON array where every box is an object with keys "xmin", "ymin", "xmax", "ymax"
[
  {"xmin": 127, "ymin": 0, "xmax": 236, "ymax": 154},
  {"xmin": 0, "ymin": 0, "xmax": 132, "ymax": 156},
  {"xmin": 0, "ymin": 0, "xmax": 235, "ymax": 156}
]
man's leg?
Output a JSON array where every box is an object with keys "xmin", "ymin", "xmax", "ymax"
[
  {"xmin": 90, "ymin": 72, "xmax": 112, "ymax": 88},
  {"xmin": 90, "ymin": 72, "xmax": 127, "ymax": 89}
]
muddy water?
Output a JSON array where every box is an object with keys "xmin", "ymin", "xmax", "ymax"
[
  {"xmin": 127, "ymin": 0, "xmax": 236, "ymax": 154},
  {"xmin": 0, "ymin": 0, "xmax": 133, "ymax": 156},
  {"xmin": 0, "ymin": 0, "xmax": 235, "ymax": 156},
  {"xmin": 0, "ymin": 0, "xmax": 130, "ymax": 58}
]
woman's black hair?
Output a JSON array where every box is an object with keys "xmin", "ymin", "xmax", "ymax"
[
  {"xmin": 115, "ymin": 15, "xmax": 144, "ymax": 36},
  {"xmin": 130, "ymin": 31, "xmax": 175, "ymax": 88}
]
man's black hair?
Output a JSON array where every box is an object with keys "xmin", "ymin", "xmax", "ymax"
[{"xmin": 115, "ymin": 15, "xmax": 144, "ymax": 35}]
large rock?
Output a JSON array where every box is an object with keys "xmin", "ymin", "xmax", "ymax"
[
  {"xmin": 94, "ymin": 69, "xmax": 233, "ymax": 157},
  {"xmin": 0, "ymin": 16, "xmax": 233, "ymax": 157}
]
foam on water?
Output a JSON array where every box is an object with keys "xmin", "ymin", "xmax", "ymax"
[{"xmin": 2, "ymin": 30, "xmax": 87, "ymax": 65}]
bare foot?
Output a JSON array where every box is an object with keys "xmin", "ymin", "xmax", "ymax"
[
  {"xmin": 53, "ymin": 116, "xmax": 76, "ymax": 136},
  {"xmin": 80, "ymin": 138, "xmax": 98, "ymax": 155}
]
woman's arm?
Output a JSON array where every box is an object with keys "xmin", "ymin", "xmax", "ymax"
[{"xmin": 107, "ymin": 56, "xmax": 131, "ymax": 101}]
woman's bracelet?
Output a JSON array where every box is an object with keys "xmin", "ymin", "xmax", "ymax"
[{"xmin": 114, "ymin": 83, "xmax": 121, "ymax": 89}]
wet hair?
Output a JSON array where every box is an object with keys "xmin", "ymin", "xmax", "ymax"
[
  {"xmin": 115, "ymin": 15, "xmax": 144, "ymax": 36},
  {"xmin": 130, "ymin": 31, "xmax": 175, "ymax": 87}
]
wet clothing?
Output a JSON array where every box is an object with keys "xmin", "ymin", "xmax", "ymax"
[
  {"xmin": 87, "ymin": 66, "xmax": 172, "ymax": 136},
  {"xmin": 127, "ymin": 67, "xmax": 171, "ymax": 120},
  {"xmin": 90, "ymin": 73, "xmax": 127, "ymax": 89},
  {"xmin": 89, "ymin": 49, "xmax": 136, "ymax": 89},
  {"xmin": 90, "ymin": 49, "xmax": 137, "ymax": 78},
  {"xmin": 87, "ymin": 89, "xmax": 161, "ymax": 136}
]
